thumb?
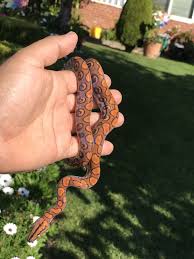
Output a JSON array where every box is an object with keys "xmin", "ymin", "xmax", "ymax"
[{"xmin": 16, "ymin": 31, "xmax": 78, "ymax": 68}]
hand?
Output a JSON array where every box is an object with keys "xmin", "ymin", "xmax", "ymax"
[{"xmin": 0, "ymin": 32, "xmax": 124, "ymax": 173}]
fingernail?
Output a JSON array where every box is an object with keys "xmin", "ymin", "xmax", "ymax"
[{"xmin": 66, "ymin": 31, "xmax": 76, "ymax": 36}]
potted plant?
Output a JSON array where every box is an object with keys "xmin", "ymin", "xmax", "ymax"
[{"xmin": 144, "ymin": 29, "xmax": 164, "ymax": 58}]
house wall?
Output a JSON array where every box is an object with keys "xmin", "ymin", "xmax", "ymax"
[
  {"xmin": 160, "ymin": 20, "xmax": 194, "ymax": 34},
  {"xmin": 79, "ymin": 2, "xmax": 121, "ymax": 29},
  {"xmin": 79, "ymin": 1, "xmax": 194, "ymax": 33}
]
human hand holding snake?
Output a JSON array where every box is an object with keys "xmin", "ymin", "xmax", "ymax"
[{"xmin": 0, "ymin": 32, "xmax": 124, "ymax": 240}]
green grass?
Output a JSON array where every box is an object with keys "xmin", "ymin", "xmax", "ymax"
[
  {"xmin": 42, "ymin": 43, "xmax": 194, "ymax": 259},
  {"xmin": 1, "ymin": 40, "xmax": 194, "ymax": 259}
]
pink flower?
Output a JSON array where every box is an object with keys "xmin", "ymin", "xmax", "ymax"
[{"xmin": 20, "ymin": 0, "xmax": 29, "ymax": 7}]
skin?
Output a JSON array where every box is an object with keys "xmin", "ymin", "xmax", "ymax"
[{"xmin": 0, "ymin": 31, "xmax": 124, "ymax": 173}]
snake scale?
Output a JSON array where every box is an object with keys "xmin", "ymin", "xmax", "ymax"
[{"xmin": 28, "ymin": 56, "xmax": 119, "ymax": 242}]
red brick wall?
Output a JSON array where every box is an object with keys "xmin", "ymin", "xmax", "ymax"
[
  {"xmin": 160, "ymin": 20, "xmax": 194, "ymax": 34},
  {"xmin": 79, "ymin": 2, "xmax": 121, "ymax": 29},
  {"xmin": 80, "ymin": 2, "xmax": 194, "ymax": 34}
]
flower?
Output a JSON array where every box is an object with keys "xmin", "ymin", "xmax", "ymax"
[
  {"xmin": 27, "ymin": 239, "xmax": 38, "ymax": 247},
  {"xmin": 26, "ymin": 256, "xmax": 35, "ymax": 259},
  {"xmin": 2, "ymin": 186, "xmax": 14, "ymax": 195},
  {"xmin": 20, "ymin": 0, "xmax": 29, "ymax": 7},
  {"xmin": 18, "ymin": 187, "xmax": 30, "ymax": 197},
  {"xmin": 0, "ymin": 174, "xmax": 13, "ymax": 188},
  {"xmin": 5, "ymin": 0, "xmax": 29, "ymax": 9},
  {"xmin": 153, "ymin": 10, "xmax": 170, "ymax": 28},
  {"xmin": 3, "ymin": 223, "xmax": 17, "ymax": 235},
  {"xmin": 11, "ymin": 257, "xmax": 20, "ymax": 259},
  {"xmin": 32, "ymin": 216, "xmax": 40, "ymax": 223}
]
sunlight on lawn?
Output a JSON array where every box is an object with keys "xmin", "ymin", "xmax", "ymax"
[{"xmin": 1, "ymin": 39, "xmax": 194, "ymax": 259}]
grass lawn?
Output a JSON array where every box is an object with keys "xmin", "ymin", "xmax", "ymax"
[
  {"xmin": 1, "ymin": 40, "xmax": 194, "ymax": 259},
  {"xmin": 43, "ymin": 42, "xmax": 194, "ymax": 259}
]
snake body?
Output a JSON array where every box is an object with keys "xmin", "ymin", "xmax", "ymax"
[{"xmin": 28, "ymin": 57, "xmax": 119, "ymax": 242}]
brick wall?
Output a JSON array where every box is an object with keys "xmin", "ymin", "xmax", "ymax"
[
  {"xmin": 160, "ymin": 20, "xmax": 194, "ymax": 34},
  {"xmin": 79, "ymin": 2, "xmax": 121, "ymax": 29},
  {"xmin": 80, "ymin": 2, "xmax": 194, "ymax": 34}
]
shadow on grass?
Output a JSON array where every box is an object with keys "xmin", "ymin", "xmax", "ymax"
[{"xmin": 42, "ymin": 46, "xmax": 194, "ymax": 259}]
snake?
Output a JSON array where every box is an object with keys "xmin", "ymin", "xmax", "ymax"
[{"xmin": 27, "ymin": 56, "xmax": 119, "ymax": 242}]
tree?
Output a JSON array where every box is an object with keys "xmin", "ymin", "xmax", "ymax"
[
  {"xmin": 116, "ymin": 0, "xmax": 153, "ymax": 48},
  {"xmin": 58, "ymin": 0, "xmax": 73, "ymax": 32},
  {"xmin": 58, "ymin": 0, "xmax": 90, "ymax": 33}
]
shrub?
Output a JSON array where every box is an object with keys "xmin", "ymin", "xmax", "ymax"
[
  {"xmin": 144, "ymin": 29, "xmax": 164, "ymax": 44},
  {"xmin": 116, "ymin": 0, "xmax": 153, "ymax": 48},
  {"xmin": 101, "ymin": 29, "xmax": 117, "ymax": 41},
  {"xmin": 0, "ymin": 16, "xmax": 48, "ymax": 45},
  {"xmin": 167, "ymin": 30, "xmax": 194, "ymax": 63},
  {"xmin": 0, "ymin": 40, "xmax": 21, "ymax": 63}
]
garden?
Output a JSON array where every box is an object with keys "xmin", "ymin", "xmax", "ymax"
[{"xmin": 1, "ymin": 1, "xmax": 194, "ymax": 259}]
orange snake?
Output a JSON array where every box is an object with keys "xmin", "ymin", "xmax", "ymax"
[{"xmin": 28, "ymin": 57, "xmax": 119, "ymax": 242}]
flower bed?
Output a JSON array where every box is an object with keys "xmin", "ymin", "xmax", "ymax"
[{"xmin": 0, "ymin": 165, "xmax": 61, "ymax": 258}]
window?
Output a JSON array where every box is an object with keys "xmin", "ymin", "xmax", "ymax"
[
  {"xmin": 170, "ymin": 0, "xmax": 193, "ymax": 18},
  {"xmin": 154, "ymin": 0, "xmax": 169, "ymax": 11},
  {"xmin": 168, "ymin": 0, "xmax": 194, "ymax": 23}
]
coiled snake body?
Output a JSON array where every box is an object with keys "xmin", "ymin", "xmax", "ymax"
[{"xmin": 28, "ymin": 57, "xmax": 119, "ymax": 242}]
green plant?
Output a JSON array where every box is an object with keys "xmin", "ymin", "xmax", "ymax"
[
  {"xmin": 175, "ymin": 30, "xmax": 194, "ymax": 44},
  {"xmin": 101, "ymin": 29, "xmax": 117, "ymax": 41},
  {"xmin": 144, "ymin": 29, "xmax": 164, "ymax": 44},
  {"xmin": 116, "ymin": 0, "xmax": 153, "ymax": 48},
  {"xmin": 0, "ymin": 164, "xmax": 60, "ymax": 259},
  {"xmin": 166, "ymin": 26, "xmax": 180, "ymax": 37},
  {"xmin": 0, "ymin": 16, "xmax": 48, "ymax": 45},
  {"xmin": 0, "ymin": 40, "xmax": 21, "ymax": 63},
  {"xmin": 167, "ymin": 30, "xmax": 194, "ymax": 63}
]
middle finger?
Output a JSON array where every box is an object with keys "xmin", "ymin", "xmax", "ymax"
[
  {"xmin": 67, "ymin": 89, "xmax": 122, "ymax": 112},
  {"xmin": 70, "ymin": 111, "xmax": 124, "ymax": 134}
]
